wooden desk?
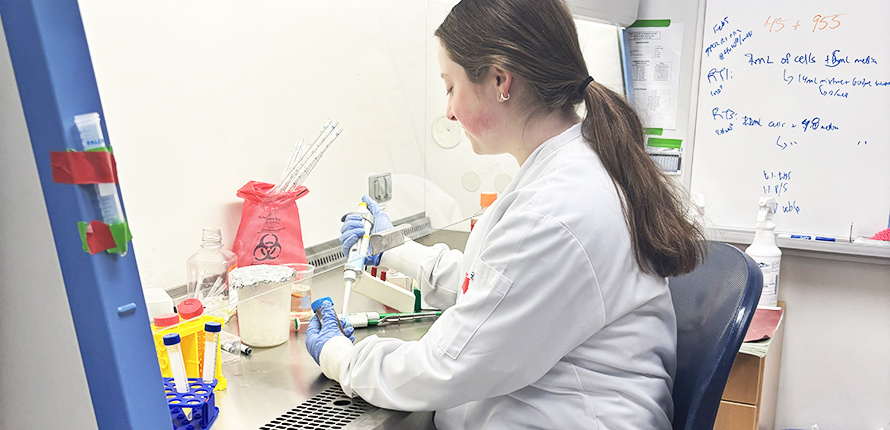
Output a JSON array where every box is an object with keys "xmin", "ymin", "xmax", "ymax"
[{"xmin": 714, "ymin": 303, "xmax": 785, "ymax": 430}]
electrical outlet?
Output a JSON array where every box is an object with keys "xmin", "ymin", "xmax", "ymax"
[{"xmin": 369, "ymin": 172, "xmax": 392, "ymax": 203}]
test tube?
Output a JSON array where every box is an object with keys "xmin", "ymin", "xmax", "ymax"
[
  {"xmin": 221, "ymin": 339, "xmax": 252, "ymax": 356},
  {"xmin": 311, "ymin": 297, "xmax": 348, "ymax": 336},
  {"xmin": 73, "ymin": 113, "xmax": 125, "ymax": 226},
  {"xmin": 163, "ymin": 333, "xmax": 189, "ymax": 393},
  {"xmin": 202, "ymin": 322, "xmax": 221, "ymax": 384}
]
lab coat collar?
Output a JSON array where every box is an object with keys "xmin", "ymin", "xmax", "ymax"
[
  {"xmin": 502, "ymin": 122, "xmax": 583, "ymax": 195},
  {"xmin": 527, "ymin": 121, "xmax": 583, "ymax": 164}
]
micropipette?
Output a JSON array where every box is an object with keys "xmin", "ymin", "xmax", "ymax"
[
  {"xmin": 342, "ymin": 202, "xmax": 374, "ymax": 315},
  {"xmin": 345, "ymin": 311, "xmax": 442, "ymax": 328}
]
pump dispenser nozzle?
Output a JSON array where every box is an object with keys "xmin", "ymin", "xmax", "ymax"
[{"xmin": 756, "ymin": 195, "xmax": 776, "ymax": 223}]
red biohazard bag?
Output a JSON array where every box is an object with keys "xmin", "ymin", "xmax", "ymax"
[{"xmin": 233, "ymin": 181, "xmax": 309, "ymax": 267}]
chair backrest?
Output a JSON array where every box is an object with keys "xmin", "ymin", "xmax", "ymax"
[{"xmin": 668, "ymin": 241, "xmax": 762, "ymax": 430}]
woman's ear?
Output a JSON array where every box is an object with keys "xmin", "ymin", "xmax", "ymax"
[{"xmin": 492, "ymin": 66, "xmax": 513, "ymax": 100}]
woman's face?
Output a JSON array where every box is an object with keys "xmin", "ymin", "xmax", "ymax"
[{"xmin": 437, "ymin": 43, "xmax": 504, "ymax": 155}]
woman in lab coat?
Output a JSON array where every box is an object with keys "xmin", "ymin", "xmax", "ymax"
[{"xmin": 305, "ymin": 0, "xmax": 705, "ymax": 428}]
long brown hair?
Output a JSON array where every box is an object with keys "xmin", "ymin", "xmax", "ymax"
[{"xmin": 436, "ymin": 0, "xmax": 704, "ymax": 277}]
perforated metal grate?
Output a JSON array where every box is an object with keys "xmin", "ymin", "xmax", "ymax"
[{"xmin": 259, "ymin": 384, "xmax": 374, "ymax": 430}]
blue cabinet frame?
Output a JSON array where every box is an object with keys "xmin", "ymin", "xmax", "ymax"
[{"xmin": 1, "ymin": 1, "xmax": 170, "ymax": 428}]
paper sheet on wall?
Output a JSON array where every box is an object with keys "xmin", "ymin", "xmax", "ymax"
[{"xmin": 627, "ymin": 24, "xmax": 683, "ymax": 130}]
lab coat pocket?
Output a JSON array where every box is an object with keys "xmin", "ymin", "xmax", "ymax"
[{"xmin": 429, "ymin": 260, "xmax": 513, "ymax": 360}]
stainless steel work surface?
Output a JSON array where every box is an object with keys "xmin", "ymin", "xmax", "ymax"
[{"xmin": 211, "ymin": 268, "xmax": 436, "ymax": 429}]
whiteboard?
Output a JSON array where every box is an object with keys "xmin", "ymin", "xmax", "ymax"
[{"xmin": 691, "ymin": 0, "xmax": 890, "ymax": 239}]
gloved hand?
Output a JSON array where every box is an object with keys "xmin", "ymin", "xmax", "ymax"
[
  {"xmin": 305, "ymin": 300, "xmax": 355, "ymax": 365},
  {"xmin": 339, "ymin": 195, "xmax": 394, "ymax": 266}
]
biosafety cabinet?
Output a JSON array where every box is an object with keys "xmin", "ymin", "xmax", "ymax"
[{"xmin": 0, "ymin": 1, "xmax": 633, "ymax": 428}]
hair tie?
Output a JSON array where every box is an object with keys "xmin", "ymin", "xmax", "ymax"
[{"xmin": 578, "ymin": 76, "xmax": 594, "ymax": 94}]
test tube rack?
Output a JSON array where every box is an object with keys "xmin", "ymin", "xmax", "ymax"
[
  {"xmin": 351, "ymin": 269, "xmax": 416, "ymax": 313},
  {"xmin": 164, "ymin": 378, "xmax": 219, "ymax": 430},
  {"xmin": 152, "ymin": 315, "xmax": 227, "ymax": 391}
]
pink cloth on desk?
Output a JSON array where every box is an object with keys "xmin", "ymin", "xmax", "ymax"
[{"xmin": 744, "ymin": 307, "xmax": 784, "ymax": 342}]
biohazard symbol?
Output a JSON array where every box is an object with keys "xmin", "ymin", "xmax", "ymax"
[{"xmin": 253, "ymin": 234, "xmax": 282, "ymax": 261}]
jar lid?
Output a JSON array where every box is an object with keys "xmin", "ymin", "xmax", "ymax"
[
  {"xmin": 178, "ymin": 298, "xmax": 204, "ymax": 320},
  {"xmin": 163, "ymin": 333, "xmax": 181, "ymax": 346},
  {"xmin": 204, "ymin": 321, "xmax": 222, "ymax": 333},
  {"xmin": 153, "ymin": 313, "xmax": 181, "ymax": 328},
  {"xmin": 311, "ymin": 296, "xmax": 334, "ymax": 312}
]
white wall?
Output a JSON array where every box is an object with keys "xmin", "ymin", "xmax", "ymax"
[
  {"xmin": 637, "ymin": 0, "xmax": 890, "ymax": 427},
  {"xmin": 0, "ymin": 19, "xmax": 98, "ymax": 430},
  {"xmin": 771, "ymin": 251, "xmax": 890, "ymax": 429},
  {"xmin": 78, "ymin": 0, "xmax": 428, "ymax": 291},
  {"xmin": 76, "ymin": 0, "xmax": 632, "ymax": 292}
]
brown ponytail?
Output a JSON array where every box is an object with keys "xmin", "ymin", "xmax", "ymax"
[
  {"xmin": 580, "ymin": 82, "xmax": 704, "ymax": 277},
  {"xmin": 437, "ymin": 0, "xmax": 704, "ymax": 277}
]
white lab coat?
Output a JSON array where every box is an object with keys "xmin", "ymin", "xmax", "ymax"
[{"xmin": 319, "ymin": 123, "xmax": 677, "ymax": 429}]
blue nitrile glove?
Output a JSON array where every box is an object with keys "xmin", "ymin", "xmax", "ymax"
[
  {"xmin": 305, "ymin": 299, "xmax": 355, "ymax": 364},
  {"xmin": 339, "ymin": 195, "xmax": 394, "ymax": 266}
]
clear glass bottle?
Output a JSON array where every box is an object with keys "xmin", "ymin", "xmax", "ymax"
[
  {"xmin": 187, "ymin": 228, "xmax": 237, "ymax": 320},
  {"xmin": 470, "ymin": 192, "xmax": 497, "ymax": 231}
]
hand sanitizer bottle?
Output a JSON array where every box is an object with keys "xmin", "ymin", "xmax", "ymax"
[{"xmin": 745, "ymin": 196, "xmax": 782, "ymax": 307}]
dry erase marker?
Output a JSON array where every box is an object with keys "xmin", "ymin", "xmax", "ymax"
[{"xmin": 778, "ymin": 234, "xmax": 837, "ymax": 242}]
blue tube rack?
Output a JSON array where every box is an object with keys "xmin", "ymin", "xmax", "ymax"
[{"xmin": 164, "ymin": 378, "xmax": 219, "ymax": 430}]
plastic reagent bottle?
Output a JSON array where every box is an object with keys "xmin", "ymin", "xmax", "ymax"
[
  {"xmin": 163, "ymin": 333, "xmax": 189, "ymax": 393},
  {"xmin": 745, "ymin": 195, "xmax": 782, "ymax": 308},
  {"xmin": 470, "ymin": 192, "xmax": 497, "ymax": 231},
  {"xmin": 187, "ymin": 228, "xmax": 238, "ymax": 320},
  {"xmin": 74, "ymin": 113, "xmax": 125, "ymax": 226},
  {"xmin": 202, "ymin": 322, "xmax": 221, "ymax": 383}
]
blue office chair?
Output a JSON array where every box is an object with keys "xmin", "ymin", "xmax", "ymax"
[{"xmin": 668, "ymin": 241, "xmax": 762, "ymax": 430}]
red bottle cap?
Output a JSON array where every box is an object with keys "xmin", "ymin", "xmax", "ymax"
[
  {"xmin": 153, "ymin": 313, "xmax": 181, "ymax": 328},
  {"xmin": 178, "ymin": 298, "xmax": 204, "ymax": 320}
]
